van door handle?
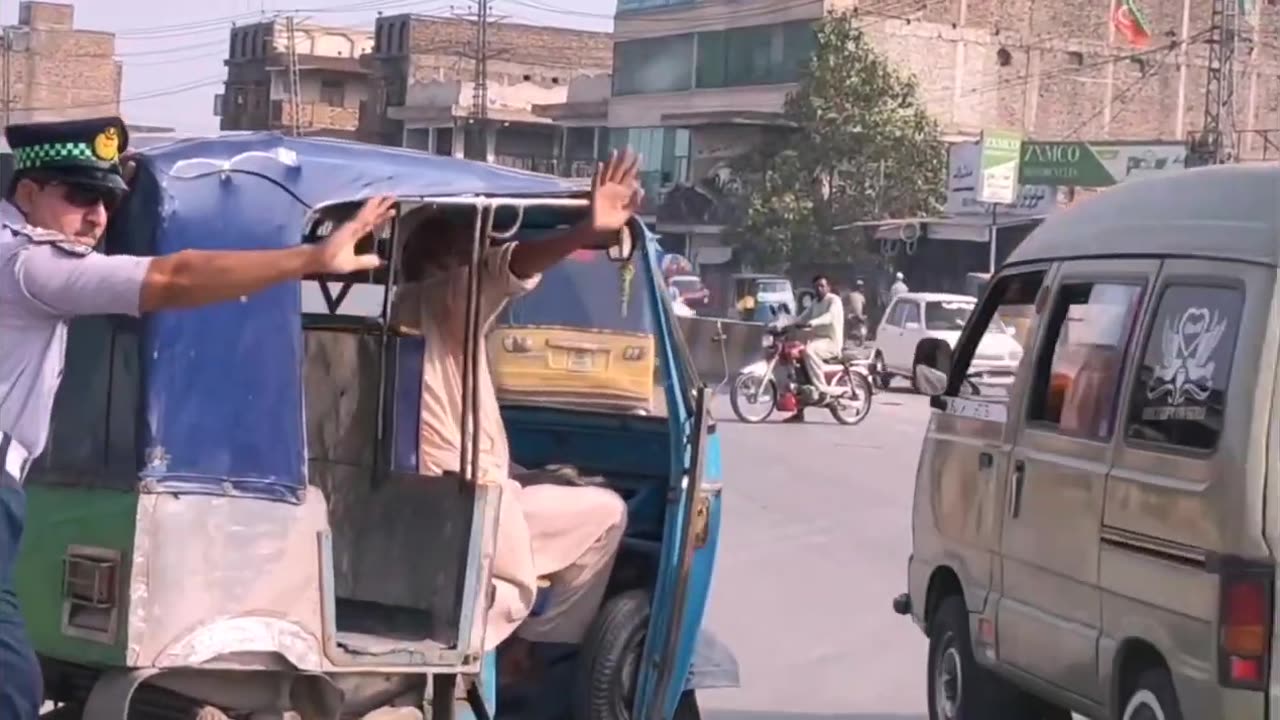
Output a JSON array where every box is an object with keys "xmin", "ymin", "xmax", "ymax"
[
  {"xmin": 978, "ymin": 452, "xmax": 993, "ymax": 470},
  {"xmin": 1009, "ymin": 460, "xmax": 1026, "ymax": 518}
]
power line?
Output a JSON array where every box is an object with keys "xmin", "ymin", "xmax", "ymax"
[{"xmin": 12, "ymin": 75, "xmax": 226, "ymax": 113}]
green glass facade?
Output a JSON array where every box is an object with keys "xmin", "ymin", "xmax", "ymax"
[{"xmin": 613, "ymin": 20, "xmax": 817, "ymax": 97}]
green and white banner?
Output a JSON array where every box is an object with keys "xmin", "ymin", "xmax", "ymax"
[
  {"xmin": 1019, "ymin": 141, "xmax": 1187, "ymax": 187},
  {"xmin": 977, "ymin": 129, "xmax": 1023, "ymax": 204}
]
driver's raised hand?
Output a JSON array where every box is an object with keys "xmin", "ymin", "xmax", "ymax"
[
  {"xmin": 312, "ymin": 196, "xmax": 397, "ymax": 274},
  {"xmin": 591, "ymin": 149, "xmax": 643, "ymax": 232}
]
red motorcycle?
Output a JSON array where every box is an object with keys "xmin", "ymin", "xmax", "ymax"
[{"xmin": 729, "ymin": 323, "xmax": 873, "ymax": 424}]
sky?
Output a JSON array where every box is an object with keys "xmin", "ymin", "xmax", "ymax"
[{"xmin": 3, "ymin": 0, "xmax": 615, "ymax": 134}]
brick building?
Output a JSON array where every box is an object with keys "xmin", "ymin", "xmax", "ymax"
[
  {"xmin": 1, "ymin": 1, "xmax": 122, "ymax": 125},
  {"xmin": 218, "ymin": 19, "xmax": 373, "ymax": 139},
  {"xmin": 361, "ymin": 14, "xmax": 612, "ymax": 172},
  {"xmin": 610, "ymin": 0, "xmax": 1280, "ymax": 259}
]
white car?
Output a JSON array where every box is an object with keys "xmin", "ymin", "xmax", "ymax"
[{"xmin": 872, "ymin": 292, "xmax": 1023, "ymax": 391}]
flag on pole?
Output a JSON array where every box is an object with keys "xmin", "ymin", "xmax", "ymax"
[{"xmin": 1112, "ymin": 0, "xmax": 1153, "ymax": 47}]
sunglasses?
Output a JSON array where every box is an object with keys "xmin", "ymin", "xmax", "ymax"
[{"xmin": 53, "ymin": 182, "xmax": 123, "ymax": 214}]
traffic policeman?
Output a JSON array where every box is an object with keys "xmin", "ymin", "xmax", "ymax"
[{"xmin": 0, "ymin": 116, "xmax": 395, "ymax": 718}]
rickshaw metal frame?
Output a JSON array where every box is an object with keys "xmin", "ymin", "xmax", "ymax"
[{"xmin": 301, "ymin": 194, "xmax": 594, "ymax": 671}]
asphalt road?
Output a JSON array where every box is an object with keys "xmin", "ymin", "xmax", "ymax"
[{"xmin": 697, "ymin": 387, "xmax": 934, "ymax": 720}]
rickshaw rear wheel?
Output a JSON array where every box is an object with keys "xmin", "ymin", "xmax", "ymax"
[{"xmin": 573, "ymin": 589, "xmax": 700, "ymax": 720}]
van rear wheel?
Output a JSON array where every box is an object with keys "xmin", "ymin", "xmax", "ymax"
[
  {"xmin": 1120, "ymin": 668, "xmax": 1183, "ymax": 720},
  {"xmin": 927, "ymin": 596, "xmax": 1048, "ymax": 720}
]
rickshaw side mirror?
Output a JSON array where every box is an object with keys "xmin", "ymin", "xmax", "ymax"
[{"xmin": 605, "ymin": 226, "xmax": 636, "ymax": 263}]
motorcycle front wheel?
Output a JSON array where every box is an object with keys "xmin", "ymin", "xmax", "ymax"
[
  {"xmin": 829, "ymin": 369, "xmax": 873, "ymax": 426},
  {"xmin": 730, "ymin": 372, "xmax": 777, "ymax": 423}
]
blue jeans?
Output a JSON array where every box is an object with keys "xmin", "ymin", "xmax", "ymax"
[{"xmin": 0, "ymin": 472, "xmax": 41, "ymax": 720}]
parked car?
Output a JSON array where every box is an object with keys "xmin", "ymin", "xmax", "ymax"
[
  {"xmin": 668, "ymin": 274, "xmax": 711, "ymax": 308},
  {"xmin": 871, "ymin": 292, "xmax": 1023, "ymax": 391}
]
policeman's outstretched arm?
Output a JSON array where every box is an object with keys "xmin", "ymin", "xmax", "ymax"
[
  {"xmin": 139, "ymin": 196, "xmax": 395, "ymax": 312},
  {"xmin": 14, "ymin": 196, "xmax": 395, "ymax": 318}
]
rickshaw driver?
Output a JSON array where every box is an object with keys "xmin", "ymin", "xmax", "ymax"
[
  {"xmin": 0, "ymin": 116, "xmax": 396, "ymax": 720},
  {"xmin": 391, "ymin": 150, "xmax": 643, "ymax": 680}
]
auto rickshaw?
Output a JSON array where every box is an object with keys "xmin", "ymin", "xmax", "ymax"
[
  {"xmin": 20, "ymin": 135, "xmax": 735, "ymax": 719},
  {"xmin": 722, "ymin": 274, "xmax": 793, "ymax": 322}
]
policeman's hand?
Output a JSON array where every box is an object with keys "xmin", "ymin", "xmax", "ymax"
[{"xmin": 314, "ymin": 196, "xmax": 396, "ymax": 274}]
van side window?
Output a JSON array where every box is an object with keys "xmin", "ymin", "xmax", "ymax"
[
  {"xmin": 1125, "ymin": 285, "xmax": 1243, "ymax": 451},
  {"xmin": 949, "ymin": 269, "xmax": 1044, "ymax": 399},
  {"xmin": 1026, "ymin": 283, "xmax": 1144, "ymax": 440}
]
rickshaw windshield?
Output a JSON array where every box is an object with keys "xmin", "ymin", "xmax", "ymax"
[
  {"xmin": 754, "ymin": 280, "xmax": 790, "ymax": 294},
  {"xmin": 492, "ymin": 225, "xmax": 668, "ymax": 417}
]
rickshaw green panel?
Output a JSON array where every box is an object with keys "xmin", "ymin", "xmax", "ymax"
[{"xmin": 13, "ymin": 485, "xmax": 139, "ymax": 665}]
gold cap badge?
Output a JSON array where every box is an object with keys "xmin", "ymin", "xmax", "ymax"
[{"xmin": 93, "ymin": 126, "xmax": 120, "ymax": 162}]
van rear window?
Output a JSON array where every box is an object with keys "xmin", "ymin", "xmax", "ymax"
[{"xmin": 1125, "ymin": 285, "xmax": 1243, "ymax": 451}]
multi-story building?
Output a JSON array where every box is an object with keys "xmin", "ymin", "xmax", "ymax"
[
  {"xmin": 361, "ymin": 14, "xmax": 611, "ymax": 174},
  {"xmin": 1, "ymin": 1, "xmax": 122, "ymax": 125},
  {"xmin": 609, "ymin": 0, "xmax": 1280, "ymax": 258},
  {"xmin": 218, "ymin": 19, "xmax": 373, "ymax": 139}
]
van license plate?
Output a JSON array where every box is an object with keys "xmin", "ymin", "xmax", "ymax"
[{"xmin": 568, "ymin": 350, "xmax": 594, "ymax": 372}]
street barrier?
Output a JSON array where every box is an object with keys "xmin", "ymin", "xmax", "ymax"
[{"xmin": 676, "ymin": 316, "xmax": 767, "ymax": 387}]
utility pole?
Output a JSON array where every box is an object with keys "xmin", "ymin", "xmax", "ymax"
[
  {"xmin": 471, "ymin": 0, "xmax": 490, "ymax": 122},
  {"xmin": 2, "ymin": 27, "xmax": 10, "ymax": 129},
  {"xmin": 1195, "ymin": 0, "xmax": 1241, "ymax": 164},
  {"xmin": 285, "ymin": 15, "xmax": 303, "ymax": 136},
  {"xmin": 456, "ymin": 0, "xmax": 502, "ymax": 161}
]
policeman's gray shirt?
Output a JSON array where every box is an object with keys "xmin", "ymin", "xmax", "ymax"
[{"xmin": 0, "ymin": 200, "xmax": 151, "ymax": 456}]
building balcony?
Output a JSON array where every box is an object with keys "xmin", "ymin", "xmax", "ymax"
[{"xmin": 270, "ymin": 99, "xmax": 360, "ymax": 132}]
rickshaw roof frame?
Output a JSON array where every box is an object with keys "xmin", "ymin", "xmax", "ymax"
[
  {"xmin": 135, "ymin": 132, "xmax": 592, "ymax": 215},
  {"xmin": 105, "ymin": 134, "xmax": 608, "ymax": 505}
]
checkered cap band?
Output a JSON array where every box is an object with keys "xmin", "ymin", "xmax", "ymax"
[{"xmin": 13, "ymin": 141, "xmax": 98, "ymax": 170}]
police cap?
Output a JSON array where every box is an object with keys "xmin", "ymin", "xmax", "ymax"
[{"xmin": 4, "ymin": 116, "xmax": 130, "ymax": 193}]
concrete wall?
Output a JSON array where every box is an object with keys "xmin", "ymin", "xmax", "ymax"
[
  {"xmin": 2, "ymin": 2, "xmax": 121, "ymax": 123},
  {"xmin": 229, "ymin": 19, "xmax": 374, "ymax": 60},
  {"xmin": 362, "ymin": 15, "xmax": 612, "ymax": 144},
  {"xmin": 612, "ymin": 0, "xmax": 1280, "ymax": 145}
]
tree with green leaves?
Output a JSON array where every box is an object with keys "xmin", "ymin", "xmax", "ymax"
[{"xmin": 727, "ymin": 11, "xmax": 946, "ymax": 271}]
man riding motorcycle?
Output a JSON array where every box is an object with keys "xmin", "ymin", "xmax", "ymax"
[{"xmin": 784, "ymin": 274, "xmax": 844, "ymax": 423}]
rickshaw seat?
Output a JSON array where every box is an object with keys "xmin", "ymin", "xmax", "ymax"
[{"xmin": 304, "ymin": 329, "xmax": 475, "ymax": 651}]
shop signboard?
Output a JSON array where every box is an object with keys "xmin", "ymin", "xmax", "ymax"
[
  {"xmin": 1019, "ymin": 141, "xmax": 1187, "ymax": 187},
  {"xmin": 977, "ymin": 129, "xmax": 1023, "ymax": 204}
]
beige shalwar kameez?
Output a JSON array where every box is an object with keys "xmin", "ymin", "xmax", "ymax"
[{"xmin": 392, "ymin": 243, "xmax": 627, "ymax": 651}]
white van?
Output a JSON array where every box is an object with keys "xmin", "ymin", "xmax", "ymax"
[{"xmin": 896, "ymin": 164, "xmax": 1280, "ymax": 720}]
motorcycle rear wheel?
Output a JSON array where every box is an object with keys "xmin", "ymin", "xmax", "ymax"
[
  {"xmin": 829, "ymin": 369, "xmax": 873, "ymax": 426},
  {"xmin": 730, "ymin": 373, "xmax": 777, "ymax": 423}
]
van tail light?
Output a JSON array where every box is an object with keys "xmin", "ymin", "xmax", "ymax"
[{"xmin": 1214, "ymin": 556, "xmax": 1274, "ymax": 691}]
